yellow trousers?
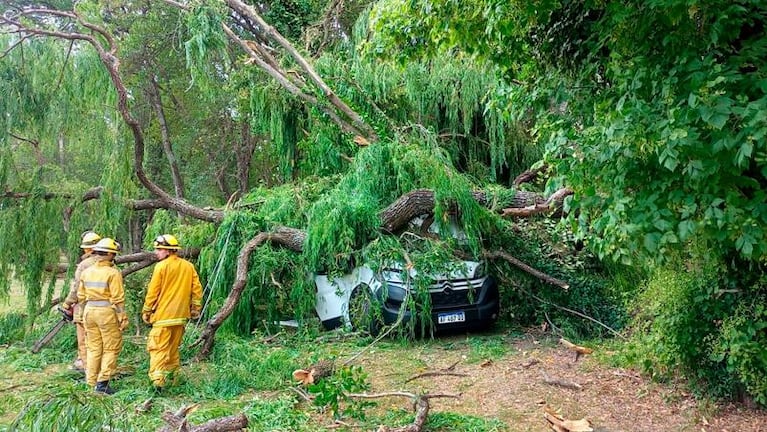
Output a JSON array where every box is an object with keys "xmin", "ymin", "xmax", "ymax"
[
  {"xmin": 147, "ymin": 325, "xmax": 184, "ymax": 387},
  {"xmin": 84, "ymin": 306, "xmax": 123, "ymax": 386},
  {"xmin": 74, "ymin": 303, "xmax": 87, "ymax": 367}
]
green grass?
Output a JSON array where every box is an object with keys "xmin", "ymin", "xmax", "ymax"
[{"xmin": 0, "ymin": 322, "xmax": 527, "ymax": 431}]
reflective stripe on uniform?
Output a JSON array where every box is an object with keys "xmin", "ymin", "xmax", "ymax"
[
  {"xmin": 153, "ymin": 318, "xmax": 187, "ymax": 327},
  {"xmin": 84, "ymin": 281, "xmax": 108, "ymax": 288},
  {"xmin": 86, "ymin": 300, "xmax": 111, "ymax": 307}
]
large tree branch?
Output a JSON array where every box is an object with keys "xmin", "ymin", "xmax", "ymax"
[
  {"xmin": 501, "ymin": 187, "xmax": 573, "ymax": 217},
  {"xmin": 483, "ymin": 250, "xmax": 569, "ymax": 289},
  {"xmin": 194, "ymin": 187, "xmax": 571, "ymax": 358},
  {"xmin": 193, "ymin": 227, "xmax": 305, "ymax": 359}
]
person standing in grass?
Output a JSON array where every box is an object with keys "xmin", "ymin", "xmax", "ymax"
[
  {"xmin": 142, "ymin": 234, "xmax": 203, "ymax": 391},
  {"xmin": 77, "ymin": 237, "xmax": 127, "ymax": 395},
  {"xmin": 61, "ymin": 230, "xmax": 102, "ymax": 372}
]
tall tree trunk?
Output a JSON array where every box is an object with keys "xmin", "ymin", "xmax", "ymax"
[
  {"xmin": 236, "ymin": 122, "xmax": 256, "ymax": 196},
  {"xmin": 149, "ymin": 75, "xmax": 185, "ymax": 199}
]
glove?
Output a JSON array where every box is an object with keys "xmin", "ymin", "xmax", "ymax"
[
  {"xmin": 190, "ymin": 307, "xmax": 201, "ymax": 320},
  {"xmin": 117, "ymin": 312, "xmax": 129, "ymax": 331},
  {"xmin": 142, "ymin": 312, "xmax": 152, "ymax": 324},
  {"xmin": 58, "ymin": 305, "xmax": 74, "ymax": 322}
]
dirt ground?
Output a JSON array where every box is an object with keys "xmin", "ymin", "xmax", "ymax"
[{"xmin": 356, "ymin": 332, "xmax": 767, "ymax": 432}]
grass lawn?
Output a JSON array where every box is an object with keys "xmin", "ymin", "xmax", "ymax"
[{"xmin": 0, "ymin": 285, "xmax": 765, "ymax": 431}]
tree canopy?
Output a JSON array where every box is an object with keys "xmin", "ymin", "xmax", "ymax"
[{"xmin": 1, "ymin": 0, "xmax": 766, "ymax": 404}]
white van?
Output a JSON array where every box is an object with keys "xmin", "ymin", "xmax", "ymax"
[{"xmin": 314, "ymin": 216, "xmax": 499, "ymax": 333}]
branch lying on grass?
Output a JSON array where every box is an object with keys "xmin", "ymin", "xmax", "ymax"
[
  {"xmin": 157, "ymin": 403, "xmax": 248, "ymax": 432},
  {"xmin": 347, "ymin": 391, "xmax": 460, "ymax": 432},
  {"xmin": 404, "ymin": 361, "xmax": 467, "ymax": 383},
  {"xmin": 483, "ymin": 250, "xmax": 570, "ymax": 289},
  {"xmin": 541, "ymin": 372, "xmax": 583, "ymax": 391},
  {"xmin": 520, "ymin": 286, "xmax": 625, "ymax": 339}
]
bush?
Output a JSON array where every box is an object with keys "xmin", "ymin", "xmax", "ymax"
[
  {"xmin": 714, "ymin": 295, "xmax": 767, "ymax": 405},
  {"xmin": 628, "ymin": 252, "xmax": 767, "ymax": 404}
]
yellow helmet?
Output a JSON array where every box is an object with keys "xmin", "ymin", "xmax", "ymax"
[
  {"xmin": 80, "ymin": 231, "xmax": 102, "ymax": 249},
  {"xmin": 153, "ymin": 234, "xmax": 181, "ymax": 250},
  {"xmin": 92, "ymin": 238, "xmax": 121, "ymax": 254}
]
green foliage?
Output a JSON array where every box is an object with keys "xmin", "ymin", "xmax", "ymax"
[
  {"xmin": 466, "ymin": 335, "xmax": 507, "ymax": 363},
  {"xmin": 198, "ymin": 182, "xmax": 333, "ymax": 334},
  {"xmin": 485, "ymin": 218, "xmax": 633, "ymax": 339},
  {"xmin": 624, "ymin": 249, "xmax": 767, "ymax": 404},
  {"xmin": 143, "ymin": 209, "xmax": 215, "ymax": 251},
  {"xmin": 241, "ymin": 396, "xmax": 313, "ymax": 431},
  {"xmin": 364, "ymin": 0, "xmax": 767, "ymax": 403},
  {"xmin": 713, "ymin": 291, "xmax": 767, "ymax": 405},
  {"xmin": 308, "ymin": 365, "xmax": 371, "ymax": 419},
  {"xmin": 0, "ymin": 313, "xmax": 26, "ymax": 345},
  {"xmin": 0, "ymin": 195, "xmax": 68, "ymax": 315},
  {"xmin": 628, "ymin": 261, "xmax": 731, "ymax": 390},
  {"xmin": 422, "ymin": 411, "xmax": 507, "ymax": 431},
  {"xmin": 184, "ymin": 3, "xmax": 229, "ymax": 90},
  {"xmin": 10, "ymin": 389, "xmax": 142, "ymax": 432}
]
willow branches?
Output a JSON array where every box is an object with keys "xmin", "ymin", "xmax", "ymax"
[{"xmin": 1, "ymin": 7, "xmax": 223, "ymax": 223}]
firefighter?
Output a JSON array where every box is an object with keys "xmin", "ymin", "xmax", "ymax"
[
  {"xmin": 61, "ymin": 230, "xmax": 101, "ymax": 372},
  {"xmin": 142, "ymin": 234, "xmax": 203, "ymax": 391},
  {"xmin": 77, "ymin": 237, "xmax": 127, "ymax": 395}
]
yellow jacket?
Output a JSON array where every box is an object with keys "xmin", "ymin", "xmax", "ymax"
[
  {"xmin": 65, "ymin": 254, "xmax": 99, "ymax": 306},
  {"xmin": 142, "ymin": 254, "xmax": 203, "ymax": 327},
  {"xmin": 77, "ymin": 258, "xmax": 125, "ymax": 312}
]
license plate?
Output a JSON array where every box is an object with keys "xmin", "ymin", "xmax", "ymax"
[{"xmin": 438, "ymin": 311, "xmax": 465, "ymax": 324}]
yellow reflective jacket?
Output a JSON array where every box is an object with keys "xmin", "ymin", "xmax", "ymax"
[
  {"xmin": 65, "ymin": 254, "xmax": 99, "ymax": 306},
  {"xmin": 142, "ymin": 254, "xmax": 203, "ymax": 327},
  {"xmin": 77, "ymin": 258, "xmax": 125, "ymax": 311}
]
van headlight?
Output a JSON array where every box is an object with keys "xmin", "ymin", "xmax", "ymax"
[{"xmin": 472, "ymin": 262, "xmax": 486, "ymax": 278}]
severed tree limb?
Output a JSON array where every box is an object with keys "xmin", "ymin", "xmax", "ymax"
[
  {"xmin": 157, "ymin": 412, "xmax": 248, "ymax": 432},
  {"xmin": 512, "ymin": 163, "xmax": 549, "ymax": 186},
  {"xmin": 193, "ymin": 227, "xmax": 305, "ymax": 360},
  {"xmin": 483, "ymin": 250, "xmax": 569, "ymax": 290},
  {"xmin": 404, "ymin": 370, "xmax": 468, "ymax": 383},
  {"xmin": 501, "ymin": 187, "xmax": 573, "ymax": 217},
  {"xmin": 541, "ymin": 372, "xmax": 582, "ymax": 391},
  {"xmin": 347, "ymin": 391, "xmax": 460, "ymax": 432}
]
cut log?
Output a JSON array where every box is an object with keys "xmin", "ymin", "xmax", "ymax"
[
  {"xmin": 559, "ymin": 338, "xmax": 593, "ymax": 362},
  {"xmin": 157, "ymin": 412, "xmax": 248, "ymax": 432},
  {"xmin": 293, "ymin": 359, "xmax": 335, "ymax": 385}
]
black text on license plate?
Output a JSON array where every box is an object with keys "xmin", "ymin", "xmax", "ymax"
[{"xmin": 438, "ymin": 311, "xmax": 465, "ymax": 324}]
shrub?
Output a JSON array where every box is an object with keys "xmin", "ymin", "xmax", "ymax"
[{"xmin": 628, "ymin": 251, "xmax": 767, "ymax": 404}]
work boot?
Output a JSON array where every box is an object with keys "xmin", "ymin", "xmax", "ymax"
[{"xmin": 94, "ymin": 381, "xmax": 116, "ymax": 395}]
